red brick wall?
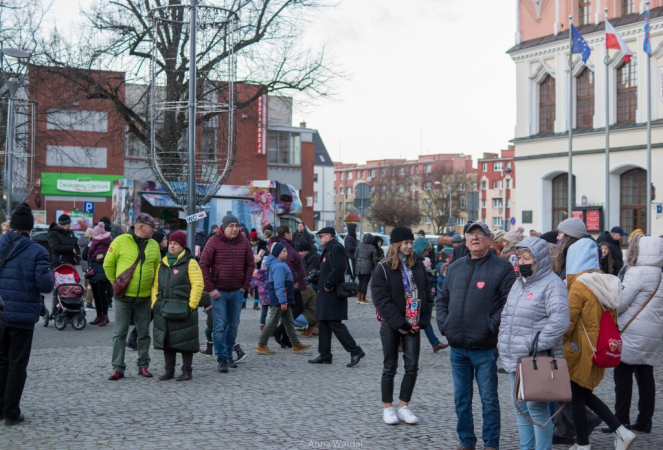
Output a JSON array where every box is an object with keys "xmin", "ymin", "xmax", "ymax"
[{"xmin": 300, "ymin": 141, "xmax": 315, "ymax": 227}]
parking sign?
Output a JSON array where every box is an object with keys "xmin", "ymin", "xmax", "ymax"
[{"xmin": 83, "ymin": 202, "xmax": 94, "ymax": 214}]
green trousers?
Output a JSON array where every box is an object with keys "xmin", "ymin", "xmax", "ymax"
[{"xmin": 111, "ymin": 296, "xmax": 152, "ymax": 373}]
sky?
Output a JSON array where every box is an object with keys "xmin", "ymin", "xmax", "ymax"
[{"xmin": 46, "ymin": 0, "xmax": 517, "ymax": 167}]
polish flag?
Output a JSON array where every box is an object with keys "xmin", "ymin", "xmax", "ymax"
[{"xmin": 606, "ymin": 20, "xmax": 633, "ymax": 64}]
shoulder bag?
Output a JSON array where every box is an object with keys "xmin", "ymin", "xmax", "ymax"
[
  {"xmin": 327, "ymin": 244, "xmax": 358, "ymax": 299},
  {"xmin": 620, "ymin": 274, "xmax": 662, "ymax": 334},
  {"xmin": 513, "ymin": 331, "xmax": 572, "ymax": 429},
  {"xmin": 112, "ymin": 243, "xmax": 144, "ymax": 298}
]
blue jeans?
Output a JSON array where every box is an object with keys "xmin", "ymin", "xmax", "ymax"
[
  {"xmin": 509, "ymin": 373, "xmax": 553, "ymax": 450},
  {"xmin": 423, "ymin": 323, "xmax": 440, "ymax": 347},
  {"xmin": 293, "ymin": 315, "xmax": 308, "ymax": 328},
  {"xmin": 450, "ymin": 347, "xmax": 500, "ymax": 449},
  {"xmin": 212, "ymin": 290, "xmax": 243, "ymax": 360}
]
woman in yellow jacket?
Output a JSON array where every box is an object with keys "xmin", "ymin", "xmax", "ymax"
[
  {"xmin": 151, "ymin": 231, "xmax": 204, "ymax": 381},
  {"xmin": 563, "ymin": 239, "xmax": 636, "ymax": 450}
]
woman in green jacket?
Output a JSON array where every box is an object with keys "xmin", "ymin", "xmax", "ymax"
[{"xmin": 151, "ymin": 231, "xmax": 204, "ymax": 381}]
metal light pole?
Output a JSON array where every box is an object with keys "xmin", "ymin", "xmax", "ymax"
[
  {"xmin": 186, "ymin": 0, "xmax": 198, "ymax": 251},
  {"xmin": 447, "ymin": 183, "xmax": 452, "ymax": 234},
  {"xmin": 504, "ymin": 167, "xmax": 513, "ymax": 231}
]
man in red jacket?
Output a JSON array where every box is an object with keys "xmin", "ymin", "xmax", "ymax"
[{"xmin": 199, "ymin": 215, "xmax": 254, "ymax": 373}]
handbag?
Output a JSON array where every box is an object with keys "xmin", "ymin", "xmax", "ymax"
[
  {"xmin": 160, "ymin": 297, "xmax": 190, "ymax": 321},
  {"xmin": 620, "ymin": 274, "xmax": 662, "ymax": 334},
  {"xmin": 112, "ymin": 245, "xmax": 144, "ymax": 298},
  {"xmin": 513, "ymin": 331, "xmax": 572, "ymax": 429},
  {"xmin": 327, "ymin": 243, "xmax": 358, "ymax": 299}
]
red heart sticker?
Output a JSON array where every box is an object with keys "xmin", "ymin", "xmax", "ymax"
[
  {"xmin": 323, "ymin": 258, "xmax": 326, "ymax": 262},
  {"xmin": 477, "ymin": 281, "xmax": 485, "ymax": 289},
  {"xmin": 173, "ymin": 269, "xmax": 179, "ymax": 274},
  {"xmin": 526, "ymin": 293, "xmax": 533, "ymax": 301}
]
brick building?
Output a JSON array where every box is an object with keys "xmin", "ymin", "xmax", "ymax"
[{"xmin": 477, "ymin": 146, "xmax": 517, "ymax": 231}]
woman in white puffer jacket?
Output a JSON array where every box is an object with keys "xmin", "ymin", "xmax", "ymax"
[{"xmin": 611, "ymin": 234, "xmax": 663, "ymax": 434}]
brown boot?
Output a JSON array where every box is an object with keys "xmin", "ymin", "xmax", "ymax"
[
  {"xmin": 90, "ymin": 316, "xmax": 101, "ymax": 325},
  {"xmin": 301, "ymin": 325, "xmax": 317, "ymax": 338},
  {"xmin": 359, "ymin": 294, "xmax": 372, "ymax": 304},
  {"xmin": 292, "ymin": 342, "xmax": 311, "ymax": 353},
  {"xmin": 255, "ymin": 344, "xmax": 275, "ymax": 355},
  {"xmin": 356, "ymin": 292, "xmax": 363, "ymax": 304},
  {"xmin": 99, "ymin": 315, "xmax": 109, "ymax": 327}
]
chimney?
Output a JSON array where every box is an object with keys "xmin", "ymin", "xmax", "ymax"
[{"xmin": 300, "ymin": 121, "xmax": 307, "ymax": 128}]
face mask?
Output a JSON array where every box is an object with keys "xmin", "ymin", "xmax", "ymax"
[{"xmin": 519, "ymin": 264, "xmax": 534, "ymax": 278}]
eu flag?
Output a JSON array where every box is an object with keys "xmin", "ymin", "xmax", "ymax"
[
  {"xmin": 644, "ymin": 9, "xmax": 652, "ymax": 54},
  {"xmin": 571, "ymin": 24, "xmax": 591, "ymax": 63}
]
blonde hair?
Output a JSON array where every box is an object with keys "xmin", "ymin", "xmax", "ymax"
[
  {"xmin": 384, "ymin": 242, "xmax": 417, "ymax": 270},
  {"xmin": 625, "ymin": 233, "xmax": 644, "ymax": 268},
  {"xmin": 1, "ymin": 221, "xmax": 9, "ymax": 231}
]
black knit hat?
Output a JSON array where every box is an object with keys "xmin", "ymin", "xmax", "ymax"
[
  {"xmin": 9, "ymin": 203, "xmax": 34, "ymax": 231},
  {"xmin": 58, "ymin": 213, "xmax": 71, "ymax": 225},
  {"xmin": 540, "ymin": 231, "xmax": 558, "ymax": 244},
  {"xmin": 390, "ymin": 226, "xmax": 414, "ymax": 244},
  {"xmin": 297, "ymin": 241, "xmax": 310, "ymax": 252}
]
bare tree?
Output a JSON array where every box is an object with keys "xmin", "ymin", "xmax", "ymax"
[
  {"xmin": 419, "ymin": 166, "xmax": 471, "ymax": 235},
  {"xmin": 368, "ymin": 168, "xmax": 421, "ymax": 228}
]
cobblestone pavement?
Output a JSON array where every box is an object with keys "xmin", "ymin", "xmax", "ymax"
[{"xmin": 5, "ymin": 291, "xmax": 663, "ymax": 449}]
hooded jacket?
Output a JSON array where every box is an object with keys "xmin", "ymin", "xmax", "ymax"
[
  {"xmin": 264, "ymin": 254, "xmax": 295, "ymax": 306},
  {"xmin": 47, "ymin": 222, "xmax": 80, "ymax": 266},
  {"xmin": 596, "ymin": 231, "xmax": 624, "ymax": 275},
  {"xmin": 497, "ymin": 237, "xmax": 569, "ymax": 373},
  {"xmin": 199, "ymin": 227, "xmax": 255, "ymax": 292},
  {"xmin": 617, "ymin": 236, "xmax": 663, "ymax": 366},
  {"xmin": 344, "ymin": 224, "xmax": 358, "ymax": 259},
  {"xmin": 355, "ymin": 234, "xmax": 379, "ymax": 275},
  {"xmin": 564, "ymin": 238, "xmax": 621, "ymax": 390},
  {"xmin": 0, "ymin": 232, "xmax": 54, "ymax": 328},
  {"xmin": 270, "ymin": 236, "xmax": 307, "ymax": 292}
]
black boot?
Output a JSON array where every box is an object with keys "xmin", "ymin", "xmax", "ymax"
[
  {"xmin": 226, "ymin": 357, "xmax": 238, "ymax": 369},
  {"xmin": 253, "ymin": 303, "xmax": 260, "ymax": 310},
  {"xmin": 158, "ymin": 370, "xmax": 175, "ymax": 380},
  {"xmin": 217, "ymin": 359, "xmax": 228, "ymax": 373},
  {"xmin": 176, "ymin": 371, "xmax": 192, "ymax": 381}
]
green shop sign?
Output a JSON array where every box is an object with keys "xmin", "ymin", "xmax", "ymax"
[{"xmin": 41, "ymin": 172, "xmax": 124, "ymax": 197}]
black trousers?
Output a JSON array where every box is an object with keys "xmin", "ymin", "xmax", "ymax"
[
  {"xmin": 380, "ymin": 321, "xmax": 420, "ymax": 404},
  {"xmin": 274, "ymin": 291, "xmax": 304, "ymax": 347},
  {"xmin": 91, "ymin": 279, "xmax": 110, "ymax": 316},
  {"xmin": 318, "ymin": 320, "xmax": 359, "ymax": 360},
  {"xmin": 571, "ymin": 381, "xmax": 622, "ymax": 445},
  {"xmin": 0, "ymin": 326, "xmax": 34, "ymax": 420},
  {"xmin": 357, "ymin": 274, "xmax": 371, "ymax": 295},
  {"xmin": 164, "ymin": 349, "xmax": 193, "ymax": 372},
  {"xmin": 614, "ymin": 362, "xmax": 655, "ymax": 426},
  {"xmin": 348, "ymin": 258, "xmax": 356, "ymax": 281}
]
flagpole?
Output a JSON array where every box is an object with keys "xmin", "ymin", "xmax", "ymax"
[
  {"xmin": 604, "ymin": 7, "xmax": 611, "ymax": 230},
  {"xmin": 568, "ymin": 15, "xmax": 574, "ymax": 220},
  {"xmin": 646, "ymin": 0, "xmax": 652, "ymax": 234}
]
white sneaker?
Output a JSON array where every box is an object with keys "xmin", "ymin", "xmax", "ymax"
[
  {"xmin": 396, "ymin": 405, "xmax": 419, "ymax": 424},
  {"xmin": 614, "ymin": 425, "xmax": 636, "ymax": 450},
  {"xmin": 382, "ymin": 407, "xmax": 399, "ymax": 425},
  {"xmin": 569, "ymin": 445, "xmax": 591, "ymax": 450}
]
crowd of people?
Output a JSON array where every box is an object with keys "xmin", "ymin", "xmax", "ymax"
[{"xmin": 0, "ymin": 201, "xmax": 661, "ymax": 450}]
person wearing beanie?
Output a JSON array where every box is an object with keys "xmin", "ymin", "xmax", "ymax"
[
  {"xmin": 437, "ymin": 221, "xmax": 517, "ymax": 449},
  {"xmin": 201, "ymin": 224, "xmax": 219, "ymax": 255},
  {"xmin": 152, "ymin": 230, "xmax": 168, "ymax": 258},
  {"xmin": 151, "ymin": 226, "xmax": 204, "ymax": 381},
  {"xmin": 557, "ymin": 218, "xmax": 587, "ymax": 240},
  {"xmin": 355, "ymin": 233, "xmax": 379, "ymax": 305},
  {"xmin": 292, "ymin": 222, "xmax": 315, "ymax": 252},
  {"xmin": 595, "ymin": 225, "xmax": 625, "ymax": 276},
  {"xmin": 85, "ymin": 222, "xmax": 114, "ymax": 326},
  {"xmin": 249, "ymin": 230, "xmax": 259, "ymax": 241},
  {"xmin": 309, "ymin": 228, "xmax": 365, "ymax": 367},
  {"xmin": 0, "ymin": 203, "xmax": 54, "ymax": 426},
  {"xmin": 370, "ymin": 224, "xmax": 434, "ymax": 424},
  {"xmin": 48, "ymin": 211, "xmax": 80, "ymax": 267},
  {"xmin": 501, "ymin": 229, "xmax": 525, "ymax": 262},
  {"xmin": 450, "ymin": 231, "xmax": 470, "ymax": 262},
  {"xmin": 199, "ymin": 213, "xmax": 255, "ymax": 373}
]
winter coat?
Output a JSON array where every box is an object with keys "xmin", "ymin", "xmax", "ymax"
[
  {"xmin": 253, "ymin": 268, "xmax": 270, "ymax": 306},
  {"xmin": 0, "ymin": 232, "xmax": 54, "ymax": 329},
  {"xmin": 355, "ymin": 234, "xmax": 379, "ymax": 275},
  {"xmin": 110, "ymin": 222, "xmax": 123, "ymax": 239},
  {"xmin": 199, "ymin": 228, "xmax": 254, "ymax": 292},
  {"xmin": 84, "ymin": 235, "xmax": 113, "ymax": 284},
  {"xmin": 292, "ymin": 229, "xmax": 315, "ymax": 252},
  {"xmin": 450, "ymin": 242, "xmax": 469, "ymax": 262},
  {"xmin": 78, "ymin": 235, "xmax": 91, "ymax": 251},
  {"xmin": 264, "ymin": 254, "xmax": 295, "ymax": 306},
  {"xmin": 617, "ymin": 236, "xmax": 663, "ymax": 366},
  {"xmin": 103, "ymin": 233, "xmax": 161, "ymax": 298},
  {"xmin": 437, "ymin": 250, "xmax": 517, "ymax": 349},
  {"xmin": 370, "ymin": 257, "xmax": 434, "ymax": 331},
  {"xmin": 271, "ymin": 237, "xmax": 307, "ymax": 292},
  {"xmin": 151, "ymin": 249, "xmax": 203, "ymax": 354},
  {"xmin": 251, "ymin": 238, "xmax": 269, "ymax": 269},
  {"xmin": 564, "ymin": 238, "xmax": 621, "ymax": 390},
  {"xmin": 344, "ymin": 224, "xmax": 358, "ymax": 259},
  {"xmin": 47, "ymin": 222, "xmax": 80, "ymax": 266},
  {"xmin": 303, "ymin": 251, "xmax": 321, "ymax": 283},
  {"xmin": 316, "ymin": 239, "xmax": 349, "ymax": 321},
  {"xmin": 596, "ymin": 231, "xmax": 624, "ymax": 275},
  {"xmin": 497, "ymin": 237, "xmax": 570, "ymax": 373}
]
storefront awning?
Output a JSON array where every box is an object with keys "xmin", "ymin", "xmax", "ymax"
[{"xmin": 142, "ymin": 193, "xmax": 179, "ymax": 208}]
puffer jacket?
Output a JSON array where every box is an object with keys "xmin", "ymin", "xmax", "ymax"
[
  {"xmin": 0, "ymin": 232, "xmax": 54, "ymax": 329},
  {"xmin": 270, "ymin": 237, "xmax": 307, "ymax": 292},
  {"xmin": 617, "ymin": 236, "xmax": 663, "ymax": 366},
  {"xmin": 47, "ymin": 222, "xmax": 80, "ymax": 266},
  {"xmin": 264, "ymin": 254, "xmax": 295, "ymax": 306},
  {"xmin": 355, "ymin": 234, "xmax": 379, "ymax": 275},
  {"xmin": 564, "ymin": 238, "xmax": 621, "ymax": 390},
  {"xmin": 497, "ymin": 237, "xmax": 569, "ymax": 373},
  {"xmin": 344, "ymin": 224, "xmax": 357, "ymax": 259},
  {"xmin": 103, "ymin": 233, "xmax": 161, "ymax": 298},
  {"xmin": 151, "ymin": 249, "xmax": 203, "ymax": 353},
  {"xmin": 199, "ymin": 228, "xmax": 255, "ymax": 292}
]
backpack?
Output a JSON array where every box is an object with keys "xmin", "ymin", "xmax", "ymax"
[{"xmin": 580, "ymin": 305, "xmax": 622, "ymax": 368}]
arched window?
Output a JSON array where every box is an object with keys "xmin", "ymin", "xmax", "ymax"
[
  {"xmin": 576, "ymin": 68, "xmax": 594, "ymax": 129},
  {"xmin": 620, "ymin": 168, "xmax": 647, "ymax": 235},
  {"xmin": 539, "ymin": 75, "xmax": 556, "ymax": 133},
  {"xmin": 617, "ymin": 60, "xmax": 637, "ymax": 123},
  {"xmin": 552, "ymin": 174, "xmax": 576, "ymax": 230}
]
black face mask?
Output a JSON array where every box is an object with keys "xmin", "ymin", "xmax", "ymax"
[{"xmin": 519, "ymin": 264, "xmax": 534, "ymax": 278}]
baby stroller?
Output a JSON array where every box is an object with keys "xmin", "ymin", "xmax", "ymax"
[{"xmin": 42, "ymin": 264, "xmax": 87, "ymax": 330}]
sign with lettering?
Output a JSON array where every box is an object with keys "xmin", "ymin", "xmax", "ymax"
[
  {"xmin": 185, "ymin": 211, "xmax": 207, "ymax": 224},
  {"xmin": 586, "ymin": 209, "xmax": 600, "ymax": 231},
  {"xmin": 56, "ymin": 178, "xmax": 111, "ymax": 193}
]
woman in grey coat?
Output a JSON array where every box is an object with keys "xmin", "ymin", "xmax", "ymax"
[{"xmin": 498, "ymin": 237, "xmax": 570, "ymax": 450}]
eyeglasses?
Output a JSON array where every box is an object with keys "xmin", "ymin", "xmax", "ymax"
[
  {"xmin": 226, "ymin": 224, "xmax": 240, "ymax": 229},
  {"xmin": 465, "ymin": 232, "xmax": 487, "ymax": 239}
]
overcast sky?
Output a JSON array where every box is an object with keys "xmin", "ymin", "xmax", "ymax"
[{"xmin": 47, "ymin": 0, "xmax": 517, "ymax": 166}]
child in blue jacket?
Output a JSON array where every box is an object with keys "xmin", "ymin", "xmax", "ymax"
[{"xmin": 255, "ymin": 243, "xmax": 310, "ymax": 354}]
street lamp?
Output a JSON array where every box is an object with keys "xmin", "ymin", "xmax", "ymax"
[{"xmin": 504, "ymin": 166, "xmax": 513, "ymax": 231}]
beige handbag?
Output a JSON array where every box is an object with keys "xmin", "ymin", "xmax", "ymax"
[{"xmin": 513, "ymin": 331, "xmax": 572, "ymax": 429}]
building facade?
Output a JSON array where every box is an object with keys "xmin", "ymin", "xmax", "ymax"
[
  {"xmin": 477, "ymin": 147, "xmax": 517, "ymax": 231},
  {"xmin": 509, "ymin": 1, "xmax": 663, "ymax": 236}
]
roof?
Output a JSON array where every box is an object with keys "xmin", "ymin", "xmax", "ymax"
[
  {"xmin": 507, "ymin": 7, "xmax": 663, "ymax": 54},
  {"xmin": 313, "ymin": 132, "xmax": 334, "ymax": 167}
]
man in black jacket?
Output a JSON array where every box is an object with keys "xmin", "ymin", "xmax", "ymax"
[
  {"xmin": 47, "ymin": 214, "xmax": 80, "ymax": 267},
  {"xmin": 292, "ymin": 222, "xmax": 315, "ymax": 252},
  {"xmin": 308, "ymin": 227, "xmax": 364, "ymax": 367},
  {"xmin": 436, "ymin": 222, "xmax": 516, "ymax": 450},
  {"xmin": 344, "ymin": 224, "xmax": 358, "ymax": 281},
  {"xmin": 596, "ymin": 226, "xmax": 626, "ymax": 275}
]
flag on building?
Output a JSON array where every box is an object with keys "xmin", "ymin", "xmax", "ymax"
[
  {"xmin": 571, "ymin": 24, "xmax": 591, "ymax": 63},
  {"xmin": 644, "ymin": 9, "xmax": 652, "ymax": 54},
  {"xmin": 606, "ymin": 19, "xmax": 633, "ymax": 64}
]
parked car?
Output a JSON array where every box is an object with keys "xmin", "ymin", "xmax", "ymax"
[
  {"xmin": 31, "ymin": 229, "xmax": 86, "ymax": 262},
  {"xmin": 338, "ymin": 231, "xmax": 390, "ymax": 254}
]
